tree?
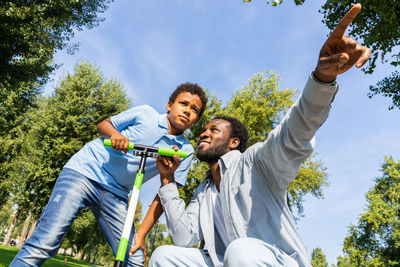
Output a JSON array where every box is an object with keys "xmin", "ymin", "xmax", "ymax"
[
  {"xmin": 2, "ymin": 61, "xmax": 129, "ymax": 247},
  {"xmin": 145, "ymin": 221, "xmax": 173, "ymax": 265},
  {"xmin": 0, "ymin": 0, "xmax": 113, "ymax": 207},
  {"xmin": 336, "ymin": 255, "xmax": 353, "ymax": 267},
  {"xmin": 241, "ymin": 1, "xmax": 399, "ymax": 110},
  {"xmin": 343, "ymin": 156, "xmax": 400, "ymax": 266},
  {"xmin": 320, "ymin": 0, "xmax": 399, "ymax": 110},
  {"xmin": 180, "ymin": 70, "xmax": 329, "ymax": 220},
  {"xmin": 311, "ymin": 247, "xmax": 328, "ymax": 267},
  {"xmin": 242, "ymin": 0, "xmax": 305, "ymax": 7}
]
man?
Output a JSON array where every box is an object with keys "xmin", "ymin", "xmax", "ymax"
[{"xmin": 149, "ymin": 4, "xmax": 371, "ymax": 267}]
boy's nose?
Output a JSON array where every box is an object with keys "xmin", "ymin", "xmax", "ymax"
[{"xmin": 183, "ymin": 107, "xmax": 190, "ymax": 115}]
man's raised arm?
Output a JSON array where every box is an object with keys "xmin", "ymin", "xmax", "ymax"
[{"xmin": 254, "ymin": 4, "xmax": 371, "ymax": 189}]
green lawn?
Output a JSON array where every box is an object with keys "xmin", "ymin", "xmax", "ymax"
[{"xmin": 0, "ymin": 244, "xmax": 102, "ymax": 267}]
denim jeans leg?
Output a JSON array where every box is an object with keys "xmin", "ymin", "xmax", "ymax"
[
  {"xmin": 92, "ymin": 190, "xmax": 144, "ymax": 267},
  {"xmin": 10, "ymin": 168, "xmax": 100, "ymax": 267},
  {"xmin": 149, "ymin": 246, "xmax": 213, "ymax": 267}
]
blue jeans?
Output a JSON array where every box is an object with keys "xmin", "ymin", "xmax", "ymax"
[
  {"xmin": 11, "ymin": 168, "xmax": 144, "ymax": 267},
  {"xmin": 149, "ymin": 238, "xmax": 299, "ymax": 267}
]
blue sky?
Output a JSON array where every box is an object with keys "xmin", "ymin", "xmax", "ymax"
[{"xmin": 45, "ymin": 0, "xmax": 400, "ymax": 264}]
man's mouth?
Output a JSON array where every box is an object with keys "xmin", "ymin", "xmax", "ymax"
[{"xmin": 198, "ymin": 140, "xmax": 211, "ymax": 147}]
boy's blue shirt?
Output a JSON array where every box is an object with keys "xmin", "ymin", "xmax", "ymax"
[{"xmin": 64, "ymin": 104, "xmax": 194, "ymax": 199}]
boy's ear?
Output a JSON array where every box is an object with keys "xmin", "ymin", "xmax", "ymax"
[{"xmin": 229, "ymin": 137, "xmax": 240, "ymax": 150}]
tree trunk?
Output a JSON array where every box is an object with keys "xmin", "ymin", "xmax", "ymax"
[
  {"xmin": 2, "ymin": 209, "xmax": 20, "ymax": 246},
  {"xmin": 92, "ymin": 245, "xmax": 99, "ymax": 264},
  {"xmin": 75, "ymin": 250, "xmax": 84, "ymax": 260},
  {"xmin": 85, "ymin": 246, "xmax": 94, "ymax": 262},
  {"xmin": 150, "ymin": 223, "xmax": 160, "ymax": 254},
  {"xmin": 26, "ymin": 215, "xmax": 38, "ymax": 240},
  {"xmin": 17, "ymin": 205, "xmax": 35, "ymax": 249}
]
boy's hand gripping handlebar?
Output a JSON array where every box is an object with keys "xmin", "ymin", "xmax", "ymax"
[{"xmin": 103, "ymin": 139, "xmax": 188, "ymax": 159}]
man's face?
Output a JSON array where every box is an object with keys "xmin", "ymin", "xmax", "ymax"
[{"xmin": 196, "ymin": 119, "xmax": 232, "ymax": 163}]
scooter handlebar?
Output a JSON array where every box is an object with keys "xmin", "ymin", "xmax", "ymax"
[{"xmin": 103, "ymin": 139, "xmax": 188, "ymax": 159}]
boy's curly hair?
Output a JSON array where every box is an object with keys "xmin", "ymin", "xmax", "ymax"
[{"xmin": 169, "ymin": 83, "xmax": 208, "ymax": 117}]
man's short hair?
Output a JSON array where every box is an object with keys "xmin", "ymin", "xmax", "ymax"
[
  {"xmin": 213, "ymin": 115, "xmax": 249, "ymax": 153},
  {"xmin": 169, "ymin": 83, "xmax": 208, "ymax": 118}
]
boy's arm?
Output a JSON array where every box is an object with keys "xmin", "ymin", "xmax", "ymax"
[
  {"xmin": 129, "ymin": 195, "xmax": 164, "ymax": 258},
  {"xmin": 97, "ymin": 118, "xmax": 130, "ymax": 153}
]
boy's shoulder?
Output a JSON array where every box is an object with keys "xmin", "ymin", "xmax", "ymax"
[
  {"xmin": 126, "ymin": 104, "xmax": 161, "ymax": 120},
  {"xmin": 134, "ymin": 104, "xmax": 158, "ymax": 114}
]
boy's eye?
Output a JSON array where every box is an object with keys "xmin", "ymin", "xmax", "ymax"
[{"xmin": 191, "ymin": 107, "xmax": 198, "ymax": 113}]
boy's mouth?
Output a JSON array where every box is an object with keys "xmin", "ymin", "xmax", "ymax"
[{"xmin": 178, "ymin": 115, "xmax": 189, "ymax": 123}]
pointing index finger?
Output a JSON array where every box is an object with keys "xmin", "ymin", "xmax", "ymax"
[{"xmin": 331, "ymin": 3, "xmax": 361, "ymax": 39}]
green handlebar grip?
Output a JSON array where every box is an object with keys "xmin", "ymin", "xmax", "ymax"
[
  {"xmin": 103, "ymin": 139, "xmax": 187, "ymax": 158},
  {"xmin": 157, "ymin": 147, "xmax": 188, "ymax": 159},
  {"xmin": 103, "ymin": 139, "xmax": 134, "ymax": 150}
]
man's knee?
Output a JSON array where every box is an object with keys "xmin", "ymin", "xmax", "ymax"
[
  {"xmin": 148, "ymin": 245, "xmax": 176, "ymax": 267},
  {"xmin": 224, "ymin": 238, "xmax": 283, "ymax": 267}
]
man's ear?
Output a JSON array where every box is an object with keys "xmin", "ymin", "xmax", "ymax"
[
  {"xmin": 229, "ymin": 137, "xmax": 240, "ymax": 150},
  {"xmin": 166, "ymin": 102, "xmax": 172, "ymax": 112}
]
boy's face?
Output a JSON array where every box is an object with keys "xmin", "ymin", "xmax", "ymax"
[{"xmin": 167, "ymin": 92, "xmax": 202, "ymax": 135}]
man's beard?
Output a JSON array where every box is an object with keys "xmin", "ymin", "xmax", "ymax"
[{"xmin": 196, "ymin": 139, "xmax": 230, "ymax": 163}]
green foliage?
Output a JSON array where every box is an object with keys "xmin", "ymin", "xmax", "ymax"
[
  {"xmin": 62, "ymin": 208, "xmax": 102, "ymax": 256},
  {"xmin": 180, "ymin": 70, "xmax": 329, "ymax": 219},
  {"xmin": 242, "ymin": 0, "xmax": 305, "ymax": 6},
  {"xmin": 0, "ymin": 0, "xmax": 111, "ymax": 87},
  {"xmin": 0, "ymin": 0, "xmax": 113, "ymax": 208},
  {"xmin": 343, "ymin": 156, "xmax": 400, "ymax": 266},
  {"xmin": 3, "ymin": 61, "xmax": 129, "ymax": 238},
  {"xmin": 241, "ymin": 0, "xmax": 400, "ymax": 109},
  {"xmin": 224, "ymin": 71, "xmax": 296, "ymax": 146},
  {"xmin": 311, "ymin": 247, "xmax": 328, "ymax": 267},
  {"xmin": 319, "ymin": 0, "xmax": 400, "ymax": 109},
  {"xmin": 368, "ymin": 71, "xmax": 400, "ymax": 110},
  {"xmin": 287, "ymin": 154, "xmax": 329, "ymax": 220},
  {"xmin": 145, "ymin": 221, "xmax": 173, "ymax": 265},
  {"xmin": 336, "ymin": 255, "xmax": 354, "ymax": 267}
]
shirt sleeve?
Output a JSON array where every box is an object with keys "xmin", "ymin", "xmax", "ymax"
[
  {"xmin": 253, "ymin": 73, "xmax": 339, "ymax": 190},
  {"xmin": 110, "ymin": 105, "xmax": 148, "ymax": 131},
  {"xmin": 158, "ymin": 182, "xmax": 203, "ymax": 247}
]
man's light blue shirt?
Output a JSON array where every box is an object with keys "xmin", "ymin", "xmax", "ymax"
[{"xmin": 65, "ymin": 104, "xmax": 194, "ymax": 199}]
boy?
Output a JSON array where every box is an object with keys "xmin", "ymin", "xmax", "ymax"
[{"xmin": 11, "ymin": 83, "xmax": 207, "ymax": 267}]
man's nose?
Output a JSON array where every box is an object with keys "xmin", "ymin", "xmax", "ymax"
[{"xmin": 199, "ymin": 130, "xmax": 210, "ymax": 139}]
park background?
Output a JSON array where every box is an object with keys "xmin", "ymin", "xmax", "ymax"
[{"xmin": 1, "ymin": 0, "xmax": 399, "ymax": 266}]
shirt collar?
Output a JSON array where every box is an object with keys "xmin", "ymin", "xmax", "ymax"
[
  {"xmin": 158, "ymin": 113, "xmax": 185, "ymax": 145},
  {"xmin": 219, "ymin": 150, "xmax": 241, "ymax": 172},
  {"xmin": 158, "ymin": 113, "xmax": 169, "ymax": 130},
  {"xmin": 203, "ymin": 150, "xmax": 241, "ymax": 181}
]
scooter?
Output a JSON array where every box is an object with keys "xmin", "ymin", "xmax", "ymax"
[{"xmin": 103, "ymin": 139, "xmax": 188, "ymax": 267}]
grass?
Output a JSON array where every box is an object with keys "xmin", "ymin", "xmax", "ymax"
[{"xmin": 0, "ymin": 244, "xmax": 102, "ymax": 267}]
